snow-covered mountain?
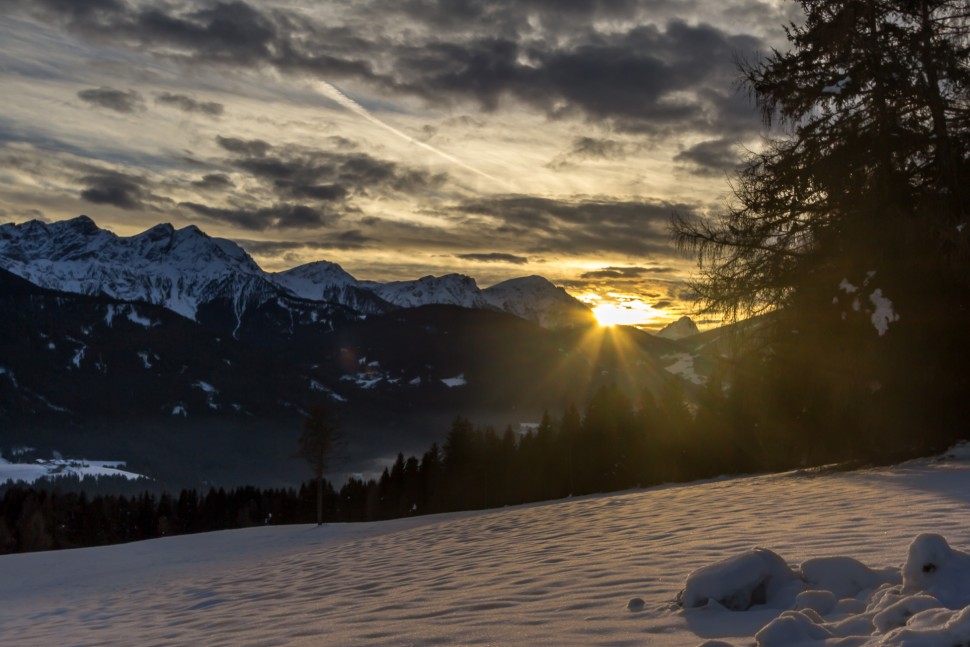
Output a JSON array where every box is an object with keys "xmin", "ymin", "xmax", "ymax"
[
  {"xmin": 362, "ymin": 273, "xmax": 492, "ymax": 309},
  {"xmin": 0, "ymin": 216, "xmax": 279, "ymax": 324},
  {"xmin": 657, "ymin": 315, "xmax": 700, "ymax": 340},
  {"xmin": 272, "ymin": 261, "xmax": 393, "ymax": 315},
  {"xmin": 483, "ymin": 275, "xmax": 594, "ymax": 328},
  {"xmin": 0, "ymin": 217, "xmax": 591, "ymax": 330}
]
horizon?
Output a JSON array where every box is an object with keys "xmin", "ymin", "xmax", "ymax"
[
  {"xmin": 1, "ymin": 213, "xmax": 704, "ymax": 332},
  {"xmin": 0, "ymin": 1, "xmax": 801, "ymax": 331}
]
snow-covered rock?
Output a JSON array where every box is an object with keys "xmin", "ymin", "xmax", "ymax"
[
  {"xmin": 678, "ymin": 547, "xmax": 801, "ymax": 611},
  {"xmin": 657, "ymin": 315, "xmax": 700, "ymax": 340}
]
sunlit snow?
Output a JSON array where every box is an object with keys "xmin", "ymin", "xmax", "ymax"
[{"xmin": 2, "ymin": 448, "xmax": 969, "ymax": 645}]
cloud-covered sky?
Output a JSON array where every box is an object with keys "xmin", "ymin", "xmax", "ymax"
[{"xmin": 0, "ymin": 0, "xmax": 798, "ymax": 330}]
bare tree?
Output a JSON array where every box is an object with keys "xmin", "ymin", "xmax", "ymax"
[{"xmin": 296, "ymin": 403, "xmax": 340, "ymax": 526}]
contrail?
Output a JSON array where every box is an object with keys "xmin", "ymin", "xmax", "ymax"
[{"xmin": 315, "ymin": 81, "xmax": 511, "ymax": 190}]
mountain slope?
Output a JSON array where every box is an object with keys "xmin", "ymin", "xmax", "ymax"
[
  {"xmin": 361, "ymin": 274, "xmax": 492, "ymax": 309},
  {"xmin": 272, "ymin": 261, "xmax": 393, "ymax": 315},
  {"xmin": 2, "ymin": 451, "xmax": 968, "ymax": 645},
  {"xmin": 483, "ymin": 275, "xmax": 594, "ymax": 328}
]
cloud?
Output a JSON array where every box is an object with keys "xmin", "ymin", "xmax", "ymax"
[
  {"xmin": 580, "ymin": 266, "xmax": 676, "ymax": 279},
  {"xmin": 456, "ymin": 195, "xmax": 695, "ymax": 257},
  {"xmin": 569, "ymin": 137, "xmax": 634, "ymax": 160},
  {"xmin": 77, "ymin": 87, "xmax": 144, "ymax": 113},
  {"xmin": 191, "ymin": 173, "xmax": 234, "ymax": 190},
  {"xmin": 674, "ymin": 136, "xmax": 746, "ymax": 176},
  {"xmin": 456, "ymin": 252, "xmax": 529, "ymax": 264},
  {"xmin": 155, "ymin": 92, "xmax": 224, "ymax": 116},
  {"xmin": 216, "ymin": 136, "xmax": 272, "ymax": 157},
  {"xmin": 217, "ymin": 137, "xmax": 447, "ymax": 202},
  {"xmin": 79, "ymin": 171, "xmax": 151, "ymax": 209},
  {"xmin": 179, "ymin": 201, "xmax": 334, "ymax": 230},
  {"xmin": 18, "ymin": 1, "xmax": 765, "ymax": 139},
  {"xmin": 235, "ymin": 230, "xmax": 373, "ymax": 254}
]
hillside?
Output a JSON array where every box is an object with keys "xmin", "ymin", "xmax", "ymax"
[{"xmin": 1, "ymin": 448, "xmax": 968, "ymax": 645}]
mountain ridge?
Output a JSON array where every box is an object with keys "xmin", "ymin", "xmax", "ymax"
[{"xmin": 0, "ymin": 216, "xmax": 592, "ymax": 330}]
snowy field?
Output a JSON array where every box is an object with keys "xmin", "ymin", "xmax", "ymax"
[{"xmin": 1, "ymin": 448, "xmax": 969, "ymax": 646}]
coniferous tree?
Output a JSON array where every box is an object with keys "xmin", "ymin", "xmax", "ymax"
[{"xmin": 674, "ymin": 0, "xmax": 970, "ymax": 463}]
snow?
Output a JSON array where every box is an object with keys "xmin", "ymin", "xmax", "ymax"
[
  {"xmin": 193, "ymin": 381, "xmax": 217, "ymax": 394},
  {"xmin": 126, "ymin": 308, "xmax": 154, "ymax": 328},
  {"xmin": 71, "ymin": 345, "xmax": 85, "ymax": 368},
  {"xmin": 869, "ymin": 288, "xmax": 899, "ymax": 336},
  {"xmin": 839, "ymin": 279, "xmax": 858, "ymax": 294},
  {"xmin": 658, "ymin": 316, "xmax": 700, "ymax": 340},
  {"xmin": 440, "ymin": 373, "xmax": 467, "ymax": 387},
  {"xmin": 171, "ymin": 404, "xmax": 187, "ymax": 416},
  {"xmin": 663, "ymin": 352, "xmax": 707, "ymax": 385},
  {"xmin": 0, "ymin": 457, "xmax": 145, "ymax": 484},
  {"xmin": 2, "ymin": 448, "xmax": 969, "ymax": 645},
  {"xmin": 0, "ymin": 366, "xmax": 17, "ymax": 386},
  {"xmin": 482, "ymin": 275, "xmax": 593, "ymax": 328},
  {"xmin": 0, "ymin": 216, "xmax": 276, "ymax": 323}
]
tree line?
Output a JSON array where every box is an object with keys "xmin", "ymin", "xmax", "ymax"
[{"xmin": 0, "ymin": 382, "xmax": 739, "ymax": 554}]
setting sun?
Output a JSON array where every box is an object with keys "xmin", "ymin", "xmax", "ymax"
[{"xmin": 591, "ymin": 297, "xmax": 661, "ymax": 328}]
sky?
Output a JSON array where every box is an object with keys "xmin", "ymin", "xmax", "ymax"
[{"xmin": 0, "ymin": 0, "xmax": 800, "ymax": 331}]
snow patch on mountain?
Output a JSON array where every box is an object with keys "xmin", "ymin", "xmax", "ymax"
[
  {"xmin": 0, "ymin": 456, "xmax": 146, "ymax": 485},
  {"xmin": 441, "ymin": 374, "xmax": 466, "ymax": 387},
  {"xmin": 663, "ymin": 352, "xmax": 706, "ymax": 385}
]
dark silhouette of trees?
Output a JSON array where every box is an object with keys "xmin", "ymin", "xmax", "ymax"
[
  {"xmin": 296, "ymin": 402, "xmax": 340, "ymax": 525},
  {"xmin": 674, "ymin": 0, "xmax": 970, "ymax": 463}
]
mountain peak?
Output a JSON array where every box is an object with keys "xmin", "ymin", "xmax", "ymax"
[
  {"xmin": 483, "ymin": 275, "xmax": 593, "ymax": 328},
  {"xmin": 67, "ymin": 214, "xmax": 98, "ymax": 231},
  {"xmin": 657, "ymin": 316, "xmax": 699, "ymax": 340},
  {"xmin": 367, "ymin": 273, "xmax": 487, "ymax": 309}
]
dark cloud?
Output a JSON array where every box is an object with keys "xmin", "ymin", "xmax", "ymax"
[
  {"xmin": 549, "ymin": 136, "xmax": 639, "ymax": 170},
  {"xmin": 236, "ymin": 230, "xmax": 373, "ymax": 254},
  {"xmin": 218, "ymin": 137, "xmax": 446, "ymax": 202},
  {"xmin": 570, "ymin": 137, "xmax": 633, "ymax": 160},
  {"xmin": 19, "ymin": 0, "xmax": 765, "ymax": 138},
  {"xmin": 155, "ymin": 92, "xmax": 224, "ymax": 116},
  {"xmin": 457, "ymin": 195, "xmax": 694, "ymax": 256},
  {"xmin": 456, "ymin": 252, "xmax": 529, "ymax": 264},
  {"xmin": 191, "ymin": 173, "xmax": 234, "ymax": 190},
  {"xmin": 580, "ymin": 266, "xmax": 676, "ymax": 279},
  {"xmin": 179, "ymin": 201, "xmax": 334, "ymax": 230},
  {"xmin": 674, "ymin": 136, "xmax": 745, "ymax": 176},
  {"xmin": 79, "ymin": 171, "xmax": 150, "ymax": 209},
  {"xmin": 77, "ymin": 87, "xmax": 144, "ymax": 113},
  {"xmin": 216, "ymin": 136, "xmax": 272, "ymax": 157}
]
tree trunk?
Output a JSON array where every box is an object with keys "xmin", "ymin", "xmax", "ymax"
[{"xmin": 316, "ymin": 474, "xmax": 323, "ymax": 526}]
